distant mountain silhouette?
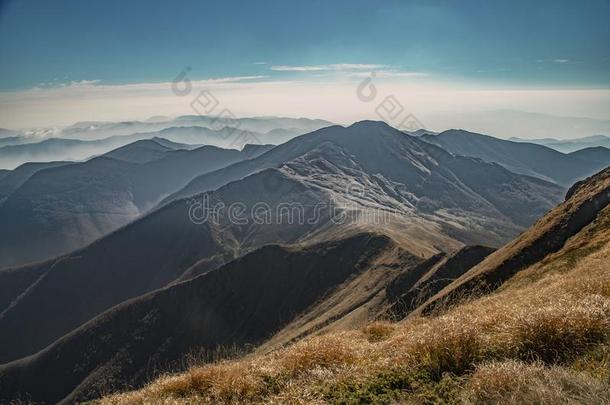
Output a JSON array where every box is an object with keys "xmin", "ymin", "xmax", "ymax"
[
  {"xmin": 0, "ymin": 116, "xmax": 333, "ymax": 168},
  {"xmin": 510, "ymin": 134, "xmax": 610, "ymax": 153},
  {"xmin": 103, "ymin": 138, "xmax": 193, "ymax": 163},
  {"xmin": 421, "ymin": 129, "xmax": 609, "ymax": 185},
  {"xmin": 568, "ymin": 146, "xmax": 610, "ymax": 163}
]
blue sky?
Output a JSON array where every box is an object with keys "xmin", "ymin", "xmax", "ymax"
[
  {"xmin": 0, "ymin": 0, "xmax": 609, "ymax": 132},
  {"xmin": 1, "ymin": 0, "xmax": 609, "ymax": 90}
]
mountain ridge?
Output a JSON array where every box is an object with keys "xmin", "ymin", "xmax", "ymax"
[
  {"xmin": 421, "ymin": 129, "xmax": 609, "ymax": 186},
  {"xmin": 0, "ymin": 121, "xmax": 565, "ymax": 365}
]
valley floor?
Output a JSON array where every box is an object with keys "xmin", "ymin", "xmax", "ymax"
[{"xmin": 95, "ymin": 205, "xmax": 610, "ymax": 404}]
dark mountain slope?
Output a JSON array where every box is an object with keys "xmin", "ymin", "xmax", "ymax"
[
  {"xmin": 0, "ymin": 262, "xmax": 50, "ymax": 314},
  {"xmin": 241, "ymin": 143, "xmax": 275, "ymax": 159},
  {"xmin": 0, "ymin": 145, "xmax": 243, "ymax": 268},
  {"xmin": 103, "ymin": 138, "xmax": 177, "ymax": 163},
  {"xmin": 421, "ymin": 130, "xmax": 609, "ymax": 185},
  {"xmin": 382, "ymin": 245, "xmax": 495, "ymax": 319},
  {"xmin": 568, "ymin": 146, "xmax": 610, "ymax": 164},
  {"xmin": 0, "ymin": 233, "xmax": 404, "ymax": 404},
  {"xmin": 0, "ymin": 166, "xmax": 334, "ymax": 363},
  {"xmin": 0, "ymin": 197, "xmax": 226, "ymax": 364},
  {"xmin": 0, "ymin": 161, "xmax": 72, "ymax": 203},
  {"xmin": 149, "ymin": 136, "xmax": 196, "ymax": 150}
]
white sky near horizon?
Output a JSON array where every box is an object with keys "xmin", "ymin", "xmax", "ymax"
[{"xmin": 1, "ymin": 75, "xmax": 609, "ymax": 139}]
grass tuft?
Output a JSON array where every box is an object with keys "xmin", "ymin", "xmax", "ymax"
[
  {"xmin": 280, "ymin": 334, "xmax": 356, "ymax": 376},
  {"xmin": 465, "ymin": 360, "xmax": 610, "ymax": 405},
  {"xmin": 361, "ymin": 321, "xmax": 395, "ymax": 343}
]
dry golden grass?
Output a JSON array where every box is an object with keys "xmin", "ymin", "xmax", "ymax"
[
  {"xmin": 96, "ymin": 224, "xmax": 610, "ymax": 404},
  {"xmin": 465, "ymin": 360, "xmax": 610, "ymax": 404},
  {"xmin": 361, "ymin": 321, "xmax": 395, "ymax": 343}
]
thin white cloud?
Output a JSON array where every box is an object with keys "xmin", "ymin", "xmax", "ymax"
[
  {"xmin": 554, "ymin": 59, "xmax": 569, "ymax": 63},
  {"xmin": 253, "ymin": 61, "xmax": 268, "ymax": 65},
  {"xmin": 35, "ymin": 79, "xmax": 100, "ymax": 89},
  {"xmin": 199, "ymin": 75, "xmax": 267, "ymax": 83},
  {"xmin": 271, "ymin": 65, "xmax": 327, "ymax": 72},
  {"xmin": 348, "ymin": 70, "xmax": 428, "ymax": 78},
  {"xmin": 31, "ymin": 75, "xmax": 267, "ymax": 92},
  {"xmin": 329, "ymin": 64, "xmax": 388, "ymax": 70},
  {"xmin": 61, "ymin": 79, "xmax": 101, "ymax": 87},
  {"xmin": 270, "ymin": 63, "xmax": 388, "ymax": 72}
]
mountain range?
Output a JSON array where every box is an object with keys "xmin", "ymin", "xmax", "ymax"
[
  {"xmin": 0, "ymin": 119, "xmax": 609, "ymax": 404},
  {"xmin": 0, "ymin": 121, "xmax": 576, "ymax": 364},
  {"xmin": 509, "ymin": 134, "xmax": 610, "ymax": 153},
  {"xmin": 421, "ymin": 130, "xmax": 610, "ymax": 186},
  {"xmin": 0, "ymin": 116, "xmax": 332, "ymax": 169},
  {"xmin": 88, "ymin": 165, "xmax": 610, "ymax": 405},
  {"xmin": 428, "ymin": 109, "xmax": 610, "ymax": 140},
  {"xmin": 0, "ymin": 138, "xmax": 261, "ymax": 268},
  {"xmin": 0, "ymin": 147, "xmax": 608, "ymax": 405}
]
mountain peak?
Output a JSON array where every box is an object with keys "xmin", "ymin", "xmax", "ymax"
[
  {"xmin": 347, "ymin": 120, "xmax": 395, "ymax": 131},
  {"xmin": 438, "ymin": 129, "xmax": 486, "ymax": 137}
]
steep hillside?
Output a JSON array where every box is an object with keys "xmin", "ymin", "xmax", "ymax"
[
  {"xmin": 240, "ymin": 143, "xmax": 275, "ymax": 159},
  {"xmin": 165, "ymin": 122, "xmax": 564, "ymax": 230},
  {"xmin": 0, "ymin": 233, "xmax": 412, "ymax": 404},
  {"xmin": 382, "ymin": 245, "xmax": 495, "ymax": 319},
  {"xmin": 0, "ymin": 196, "xmax": 227, "ymax": 364},
  {"xmin": 0, "ymin": 166, "xmax": 337, "ymax": 363},
  {"xmin": 421, "ymin": 130, "xmax": 609, "ymax": 185},
  {"xmin": 90, "ymin": 167, "xmax": 610, "ymax": 405},
  {"xmin": 0, "ymin": 161, "xmax": 72, "ymax": 203},
  {"xmin": 0, "ymin": 145, "xmax": 244, "ymax": 268},
  {"xmin": 415, "ymin": 166, "xmax": 610, "ymax": 315}
]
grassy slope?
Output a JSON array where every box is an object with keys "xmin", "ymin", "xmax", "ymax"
[{"xmin": 95, "ymin": 185, "xmax": 610, "ymax": 404}]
